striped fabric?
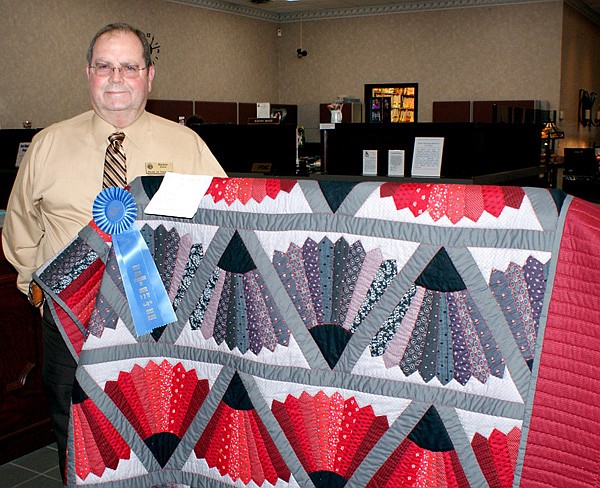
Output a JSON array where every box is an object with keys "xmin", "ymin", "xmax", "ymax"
[{"xmin": 102, "ymin": 132, "xmax": 127, "ymax": 189}]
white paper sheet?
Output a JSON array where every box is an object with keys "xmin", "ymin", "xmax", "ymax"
[
  {"xmin": 411, "ymin": 137, "xmax": 444, "ymax": 177},
  {"xmin": 388, "ymin": 149, "xmax": 405, "ymax": 177},
  {"xmin": 257, "ymin": 102, "xmax": 271, "ymax": 118},
  {"xmin": 363, "ymin": 149, "xmax": 378, "ymax": 176},
  {"xmin": 144, "ymin": 172, "xmax": 213, "ymax": 219}
]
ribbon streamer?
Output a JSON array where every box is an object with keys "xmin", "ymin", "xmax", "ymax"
[{"xmin": 93, "ymin": 187, "xmax": 176, "ymax": 336}]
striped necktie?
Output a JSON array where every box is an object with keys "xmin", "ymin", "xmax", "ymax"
[{"xmin": 103, "ymin": 132, "xmax": 127, "ymax": 189}]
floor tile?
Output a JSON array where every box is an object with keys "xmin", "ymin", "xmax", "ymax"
[
  {"xmin": 0, "ymin": 463, "xmax": 38, "ymax": 486},
  {"xmin": 14, "ymin": 474, "xmax": 64, "ymax": 487},
  {"xmin": 41, "ymin": 465, "xmax": 63, "ymax": 481},
  {"xmin": 1, "ymin": 443, "xmax": 61, "ymax": 487},
  {"xmin": 11, "ymin": 446, "xmax": 59, "ymax": 474}
]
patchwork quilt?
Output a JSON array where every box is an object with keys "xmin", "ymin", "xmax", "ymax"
[{"xmin": 35, "ymin": 176, "xmax": 600, "ymax": 487}]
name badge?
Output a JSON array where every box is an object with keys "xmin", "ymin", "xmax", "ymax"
[{"xmin": 145, "ymin": 162, "xmax": 174, "ymax": 174}]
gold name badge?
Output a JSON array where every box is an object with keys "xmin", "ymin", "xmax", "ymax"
[{"xmin": 145, "ymin": 162, "xmax": 174, "ymax": 174}]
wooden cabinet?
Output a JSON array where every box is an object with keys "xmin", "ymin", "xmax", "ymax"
[{"xmin": 0, "ymin": 230, "xmax": 53, "ymax": 464}]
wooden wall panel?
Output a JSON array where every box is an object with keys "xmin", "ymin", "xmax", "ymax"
[
  {"xmin": 146, "ymin": 99, "xmax": 194, "ymax": 123},
  {"xmin": 239, "ymin": 103, "xmax": 298, "ymax": 125},
  {"xmin": 194, "ymin": 101, "xmax": 237, "ymax": 124},
  {"xmin": 472, "ymin": 100, "xmax": 535, "ymax": 123},
  {"xmin": 432, "ymin": 101, "xmax": 471, "ymax": 122}
]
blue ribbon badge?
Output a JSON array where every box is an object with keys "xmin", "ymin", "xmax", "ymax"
[{"xmin": 93, "ymin": 187, "xmax": 176, "ymax": 336}]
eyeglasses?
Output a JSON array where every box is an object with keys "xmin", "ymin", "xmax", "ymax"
[{"xmin": 89, "ymin": 63, "xmax": 147, "ymax": 79}]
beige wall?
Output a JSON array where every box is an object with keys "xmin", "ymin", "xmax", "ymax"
[
  {"xmin": 0, "ymin": 0, "xmax": 279, "ymax": 129},
  {"xmin": 560, "ymin": 4, "xmax": 600, "ymax": 149},
  {"xmin": 0, "ymin": 0, "xmax": 579, "ymax": 146},
  {"xmin": 278, "ymin": 2, "xmax": 563, "ymax": 141}
]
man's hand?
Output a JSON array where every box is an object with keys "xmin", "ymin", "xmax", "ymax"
[{"xmin": 27, "ymin": 281, "xmax": 45, "ymax": 308}]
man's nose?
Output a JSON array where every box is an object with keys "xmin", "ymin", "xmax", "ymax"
[{"xmin": 108, "ymin": 67, "xmax": 125, "ymax": 82}]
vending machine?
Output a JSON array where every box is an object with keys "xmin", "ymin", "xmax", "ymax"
[{"xmin": 365, "ymin": 83, "xmax": 418, "ymax": 123}]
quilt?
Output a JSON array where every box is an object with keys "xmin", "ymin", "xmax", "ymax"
[{"xmin": 35, "ymin": 176, "xmax": 600, "ymax": 487}]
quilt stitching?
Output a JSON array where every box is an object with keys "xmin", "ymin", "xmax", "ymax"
[{"xmin": 34, "ymin": 178, "xmax": 581, "ymax": 487}]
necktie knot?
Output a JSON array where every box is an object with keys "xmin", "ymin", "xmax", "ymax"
[{"xmin": 109, "ymin": 132, "xmax": 125, "ymax": 145}]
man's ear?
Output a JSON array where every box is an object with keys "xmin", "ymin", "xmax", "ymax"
[{"xmin": 147, "ymin": 64, "xmax": 156, "ymax": 92}]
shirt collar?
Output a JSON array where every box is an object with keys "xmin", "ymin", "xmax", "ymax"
[{"xmin": 91, "ymin": 111, "xmax": 149, "ymax": 151}]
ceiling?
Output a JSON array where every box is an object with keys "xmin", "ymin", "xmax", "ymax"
[{"xmin": 169, "ymin": 0, "xmax": 600, "ymax": 23}]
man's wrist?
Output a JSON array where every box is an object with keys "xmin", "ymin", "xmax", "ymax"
[{"xmin": 27, "ymin": 281, "xmax": 45, "ymax": 308}]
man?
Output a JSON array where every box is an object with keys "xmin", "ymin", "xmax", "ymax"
[{"xmin": 2, "ymin": 22, "xmax": 226, "ymax": 479}]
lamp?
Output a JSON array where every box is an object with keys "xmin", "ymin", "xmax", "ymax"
[
  {"xmin": 541, "ymin": 121, "xmax": 564, "ymax": 164},
  {"xmin": 541, "ymin": 121, "xmax": 564, "ymax": 140}
]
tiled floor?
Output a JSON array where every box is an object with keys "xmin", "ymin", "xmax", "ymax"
[{"xmin": 0, "ymin": 443, "xmax": 63, "ymax": 487}]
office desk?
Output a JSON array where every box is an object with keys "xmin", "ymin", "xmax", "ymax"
[{"xmin": 562, "ymin": 174, "xmax": 600, "ymax": 203}]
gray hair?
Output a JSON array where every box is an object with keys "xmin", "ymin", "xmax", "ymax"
[{"xmin": 87, "ymin": 23, "xmax": 153, "ymax": 68}]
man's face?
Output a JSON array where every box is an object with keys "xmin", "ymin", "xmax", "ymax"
[{"xmin": 86, "ymin": 30, "xmax": 155, "ymax": 128}]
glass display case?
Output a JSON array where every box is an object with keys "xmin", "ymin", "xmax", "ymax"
[{"xmin": 365, "ymin": 83, "xmax": 418, "ymax": 123}]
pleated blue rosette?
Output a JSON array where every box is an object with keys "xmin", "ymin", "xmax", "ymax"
[{"xmin": 92, "ymin": 187, "xmax": 176, "ymax": 336}]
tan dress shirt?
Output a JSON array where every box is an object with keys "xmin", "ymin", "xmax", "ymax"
[{"xmin": 2, "ymin": 110, "xmax": 227, "ymax": 293}]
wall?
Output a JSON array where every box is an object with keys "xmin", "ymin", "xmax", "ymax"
[
  {"xmin": 0, "ymin": 0, "xmax": 567, "ymax": 144},
  {"xmin": 560, "ymin": 4, "xmax": 600, "ymax": 149},
  {"xmin": 278, "ymin": 2, "xmax": 563, "ymax": 141},
  {"xmin": 0, "ymin": 0, "xmax": 279, "ymax": 129}
]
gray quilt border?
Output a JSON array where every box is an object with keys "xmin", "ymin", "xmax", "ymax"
[{"xmin": 60, "ymin": 180, "xmax": 563, "ymax": 486}]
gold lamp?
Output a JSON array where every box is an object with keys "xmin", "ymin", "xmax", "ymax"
[
  {"xmin": 541, "ymin": 121, "xmax": 564, "ymax": 140},
  {"xmin": 541, "ymin": 121, "xmax": 564, "ymax": 164}
]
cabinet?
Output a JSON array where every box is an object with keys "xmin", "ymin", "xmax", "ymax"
[
  {"xmin": 320, "ymin": 122, "xmax": 542, "ymax": 180},
  {"xmin": 0, "ymin": 230, "xmax": 53, "ymax": 464}
]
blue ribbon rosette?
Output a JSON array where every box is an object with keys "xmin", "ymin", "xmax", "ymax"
[{"xmin": 93, "ymin": 187, "xmax": 176, "ymax": 336}]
